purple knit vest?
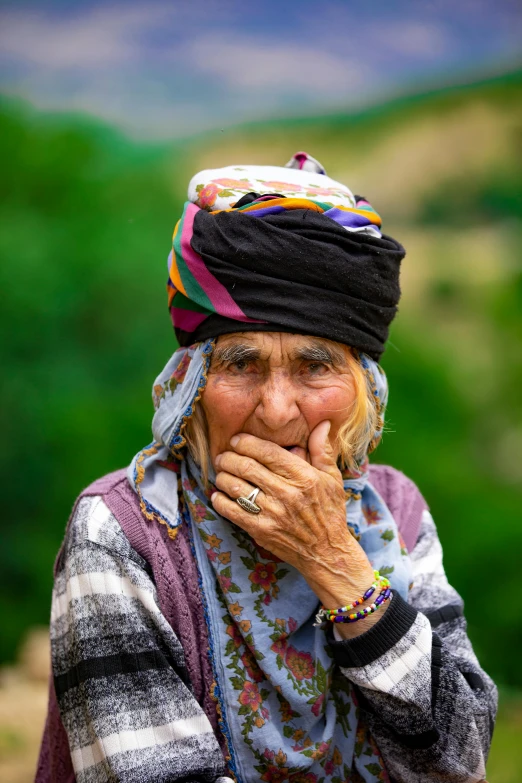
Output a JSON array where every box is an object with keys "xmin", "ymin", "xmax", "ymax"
[{"xmin": 36, "ymin": 463, "xmax": 427, "ymax": 782}]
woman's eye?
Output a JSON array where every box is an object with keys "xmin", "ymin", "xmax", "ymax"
[
  {"xmin": 228, "ymin": 360, "xmax": 251, "ymax": 372},
  {"xmin": 306, "ymin": 362, "xmax": 329, "ymax": 375}
]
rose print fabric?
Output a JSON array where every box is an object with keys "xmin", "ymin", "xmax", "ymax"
[
  {"xmin": 184, "ymin": 453, "xmax": 405, "ymax": 782},
  {"xmin": 188, "ymin": 152, "xmax": 371, "ymax": 218},
  {"xmin": 129, "ymin": 344, "xmax": 412, "ymax": 781}
]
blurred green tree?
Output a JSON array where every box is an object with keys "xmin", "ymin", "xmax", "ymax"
[{"xmin": 1, "ymin": 73, "xmax": 521, "ymax": 691}]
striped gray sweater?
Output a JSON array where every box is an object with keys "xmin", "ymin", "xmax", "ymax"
[{"xmin": 50, "ymin": 495, "xmax": 496, "ymax": 782}]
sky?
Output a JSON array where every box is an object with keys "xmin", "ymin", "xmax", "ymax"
[{"xmin": 0, "ymin": 0, "xmax": 520, "ymax": 140}]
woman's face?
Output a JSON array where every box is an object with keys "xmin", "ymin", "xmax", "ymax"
[{"xmin": 201, "ymin": 332, "xmax": 357, "ymax": 468}]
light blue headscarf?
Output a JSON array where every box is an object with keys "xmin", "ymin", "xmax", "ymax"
[{"xmin": 129, "ymin": 342, "xmax": 412, "ymax": 782}]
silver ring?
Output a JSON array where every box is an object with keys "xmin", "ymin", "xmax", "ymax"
[{"xmin": 236, "ymin": 487, "xmax": 261, "ymax": 514}]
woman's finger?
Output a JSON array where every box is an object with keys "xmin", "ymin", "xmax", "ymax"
[
  {"xmin": 307, "ymin": 420, "xmax": 342, "ymax": 479},
  {"xmin": 210, "ymin": 489, "xmax": 274, "ymax": 540},
  {"xmin": 214, "ymin": 470, "xmax": 280, "ymax": 514},
  {"xmin": 216, "ymin": 450, "xmax": 293, "ymax": 497},
  {"xmin": 229, "ymin": 434, "xmax": 308, "ymax": 480},
  {"xmin": 214, "ymin": 470, "xmax": 257, "ymax": 501}
]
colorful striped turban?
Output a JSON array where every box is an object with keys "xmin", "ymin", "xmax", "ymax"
[{"xmin": 167, "ymin": 152, "xmax": 405, "ymax": 360}]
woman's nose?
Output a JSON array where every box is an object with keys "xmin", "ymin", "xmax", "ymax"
[{"xmin": 254, "ymin": 374, "xmax": 300, "ymax": 430}]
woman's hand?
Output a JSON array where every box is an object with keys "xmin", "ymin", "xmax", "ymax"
[{"xmin": 211, "ymin": 421, "xmax": 384, "ymax": 636}]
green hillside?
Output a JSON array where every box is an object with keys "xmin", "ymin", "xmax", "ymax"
[{"xmin": 1, "ymin": 71, "xmax": 521, "ymax": 702}]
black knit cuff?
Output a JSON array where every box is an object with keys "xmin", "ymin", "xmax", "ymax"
[{"xmin": 326, "ymin": 592, "xmax": 418, "ymax": 668}]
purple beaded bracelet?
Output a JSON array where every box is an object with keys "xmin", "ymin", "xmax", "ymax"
[
  {"xmin": 314, "ymin": 570, "xmax": 391, "ymax": 627},
  {"xmin": 333, "ymin": 586, "xmax": 391, "ymax": 623}
]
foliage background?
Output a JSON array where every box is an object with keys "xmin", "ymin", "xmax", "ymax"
[{"xmin": 1, "ymin": 69, "xmax": 521, "ymax": 779}]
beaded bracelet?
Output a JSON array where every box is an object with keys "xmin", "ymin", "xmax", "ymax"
[
  {"xmin": 332, "ymin": 586, "xmax": 391, "ymax": 623},
  {"xmin": 314, "ymin": 570, "xmax": 391, "ymax": 627},
  {"xmin": 327, "ymin": 570, "xmax": 390, "ymax": 616}
]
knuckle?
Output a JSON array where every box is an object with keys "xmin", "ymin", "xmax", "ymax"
[
  {"xmin": 241, "ymin": 458, "xmax": 258, "ymax": 482},
  {"xmin": 219, "ymin": 452, "xmax": 235, "ymax": 471},
  {"xmin": 283, "ymin": 485, "xmax": 302, "ymax": 506},
  {"xmin": 297, "ymin": 470, "xmax": 318, "ymax": 493},
  {"xmin": 266, "ymin": 442, "xmax": 279, "ymax": 459}
]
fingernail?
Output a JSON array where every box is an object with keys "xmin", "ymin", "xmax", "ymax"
[
  {"xmin": 230, "ymin": 435, "xmax": 240, "ymax": 447},
  {"xmin": 210, "ymin": 492, "xmax": 218, "ymax": 504},
  {"xmin": 215, "ymin": 454, "xmax": 222, "ymax": 467}
]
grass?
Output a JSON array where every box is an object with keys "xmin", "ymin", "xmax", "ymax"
[{"xmin": 487, "ymin": 692, "xmax": 522, "ymax": 782}]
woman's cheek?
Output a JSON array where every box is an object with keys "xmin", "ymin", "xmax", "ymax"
[
  {"xmin": 203, "ymin": 377, "xmax": 258, "ymax": 456},
  {"xmin": 302, "ymin": 385, "xmax": 352, "ymax": 427},
  {"xmin": 301, "ymin": 385, "xmax": 354, "ymax": 459},
  {"xmin": 207, "ymin": 376, "xmax": 258, "ymax": 412}
]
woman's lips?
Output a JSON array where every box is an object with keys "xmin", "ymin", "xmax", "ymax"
[{"xmin": 284, "ymin": 445, "xmax": 309, "ymax": 462}]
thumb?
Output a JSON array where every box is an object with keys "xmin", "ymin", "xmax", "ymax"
[{"xmin": 308, "ymin": 420, "xmax": 338, "ymax": 476}]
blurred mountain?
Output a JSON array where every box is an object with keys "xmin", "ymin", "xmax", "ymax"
[{"xmin": 0, "ymin": 70, "xmax": 521, "ymax": 689}]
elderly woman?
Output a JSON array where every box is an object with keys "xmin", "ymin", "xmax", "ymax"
[{"xmin": 37, "ymin": 153, "xmax": 496, "ymax": 783}]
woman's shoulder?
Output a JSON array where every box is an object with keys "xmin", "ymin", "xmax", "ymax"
[
  {"xmin": 369, "ymin": 462, "xmax": 429, "ymax": 508},
  {"xmin": 76, "ymin": 467, "xmax": 130, "ymax": 500},
  {"xmin": 369, "ymin": 463, "xmax": 429, "ymax": 552},
  {"xmin": 58, "ymin": 469, "xmax": 145, "ymax": 570}
]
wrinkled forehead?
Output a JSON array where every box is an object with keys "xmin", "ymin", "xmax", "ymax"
[{"xmin": 211, "ymin": 331, "xmax": 350, "ymax": 366}]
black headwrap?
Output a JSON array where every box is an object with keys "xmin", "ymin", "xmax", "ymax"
[{"xmin": 170, "ymin": 196, "xmax": 405, "ymax": 360}]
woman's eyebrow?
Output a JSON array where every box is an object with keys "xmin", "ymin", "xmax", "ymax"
[
  {"xmin": 213, "ymin": 344, "xmax": 260, "ymax": 363},
  {"xmin": 295, "ymin": 343, "xmax": 345, "ymax": 365}
]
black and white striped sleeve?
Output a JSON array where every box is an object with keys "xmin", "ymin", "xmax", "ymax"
[
  {"xmin": 328, "ymin": 509, "xmax": 497, "ymax": 783},
  {"xmin": 51, "ymin": 495, "xmax": 231, "ymax": 783}
]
